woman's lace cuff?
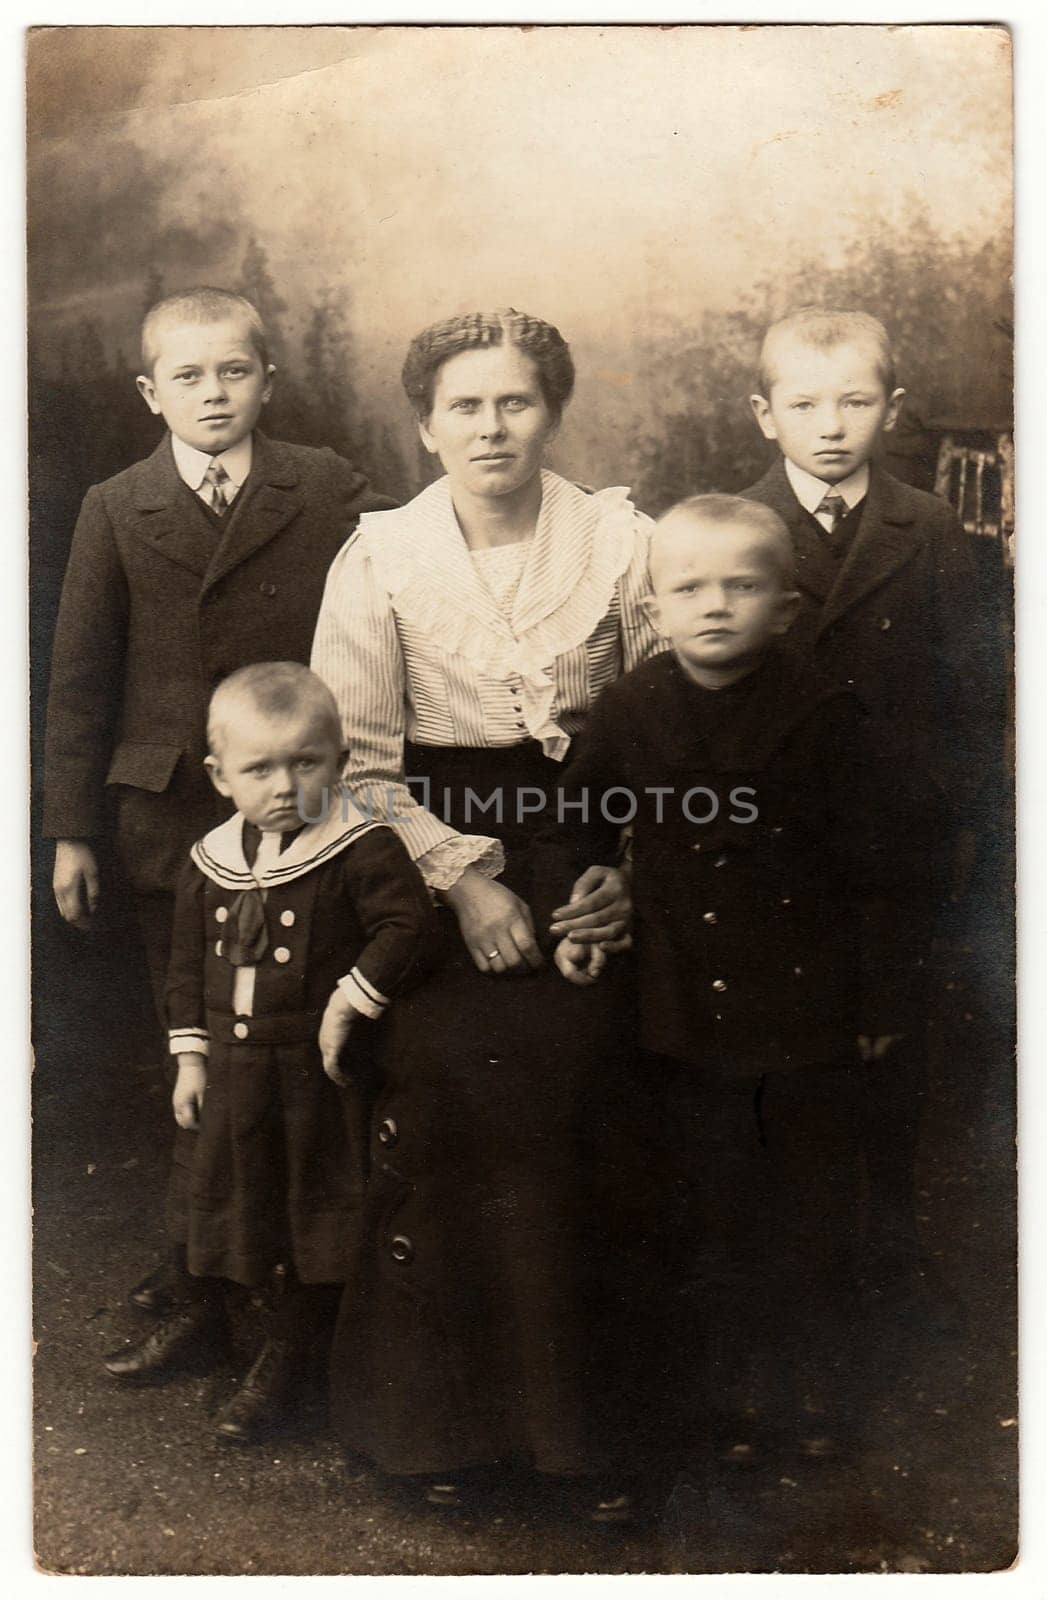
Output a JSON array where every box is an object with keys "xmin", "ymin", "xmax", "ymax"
[{"xmin": 417, "ymin": 834, "xmax": 505, "ymax": 892}]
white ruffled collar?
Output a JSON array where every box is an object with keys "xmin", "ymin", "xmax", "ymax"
[
  {"xmin": 356, "ymin": 470, "xmax": 644, "ymax": 759},
  {"xmin": 191, "ymin": 784, "xmax": 385, "ymax": 891}
]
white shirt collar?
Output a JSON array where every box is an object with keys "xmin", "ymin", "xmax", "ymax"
[
  {"xmin": 171, "ymin": 432, "xmax": 254, "ymax": 493},
  {"xmin": 785, "ymin": 457, "xmax": 869, "ymax": 514}
]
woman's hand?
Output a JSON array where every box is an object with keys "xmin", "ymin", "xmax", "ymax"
[
  {"xmin": 442, "ymin": 866, "xmax": 543, "ymax": 975},
  {"xmin": 549, "ymin": 865, "xmax": 632, "ymax": 951},
  {"xmin": 319, "ymin": 989, "xmax": 359, "ymax": 1086},
  {"xmin": 172, "ymin": 1054, "xmax": 207, "ymax": 1130}
]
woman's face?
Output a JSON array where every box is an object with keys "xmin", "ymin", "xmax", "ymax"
[{"xmin": 419, "ymin": 344, "xmax": 560, "ymax": 499}]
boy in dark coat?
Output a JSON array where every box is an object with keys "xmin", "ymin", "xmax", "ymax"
[
  {"xmin": 740, "ymin": 308, "xmax": 1001, "ymax": 1304},
  {"xmin": 43, "ymin": 287, "xmax": 394, "ymax": 1311},
  {"xmin": 104, "ymin": 664, "xmax": 437, "ymax": 1444},
  {"xmin": 541, "ymin": 496, "xmax": 926, "ymax": 1462}
]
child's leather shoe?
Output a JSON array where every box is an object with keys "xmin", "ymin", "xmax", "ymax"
[
  {"xmin": 214, "ymin": 1337, "xmax": 296, "ymax": 1444},
  {"xmin": 104, "ymin": 1302, "xmax": 221, "ymax": 1379}
]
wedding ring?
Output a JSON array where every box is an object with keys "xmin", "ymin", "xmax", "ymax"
[{"xmin": 486, "ymin": 949, "xmax": 500, "ymax": 960}]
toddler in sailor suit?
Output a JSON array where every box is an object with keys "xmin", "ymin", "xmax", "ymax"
[{"xmin": 103, "ymin": 663, "xmax": 436, "ymax": 1445}]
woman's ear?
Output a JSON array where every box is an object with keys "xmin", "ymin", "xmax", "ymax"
[
  {"xmin": 417, "ymin": 417, "xmax": 440, "ymax": 456},
  {"xmin": 204, "ymin": 754, "xmax": 232, "ymax": 799}
]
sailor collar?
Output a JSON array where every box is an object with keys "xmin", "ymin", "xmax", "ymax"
[{"xmin": 191, "ymin": 785, "xmax": 387, "ymax": 892}]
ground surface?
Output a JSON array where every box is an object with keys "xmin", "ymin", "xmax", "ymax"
[{"xmin": 31, "ymin": 895, "xmax": 1017, "ymax": 1576}]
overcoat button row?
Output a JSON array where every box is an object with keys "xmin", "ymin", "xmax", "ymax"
[
  {"xmin": 703, "ymin": 911, "xmax": 718, "ymax": 925},
  {"xmin": 233, "ymin": 1021, "xmax": 249, "ymax": 1040},
  {"xmin": 712, "ymin": 979, "xmax": 727, "ymax": 992},
  {"xmin": 390, "ymin": 1234, "xmax": 414, "ymax": 1263},
  {"xmin": 214, "ymin": 906, "xmax": 228, "ymax": 924},
  {"xmin": 259, "ymin": 581, "xmax": 277, "ymax": 597},
  {"xmin": 273, "ymin": 947, "xmax": 291, "ymax": 964},
  {"xmin": 377, "ymin": 1117, "xmax": 399, "ymax": 1147},
  {"xmin": 280, "ymin": 909, "xmax": 295, "ymax": 927}
]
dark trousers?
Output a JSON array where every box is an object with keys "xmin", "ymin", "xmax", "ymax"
[
  {"xmin": 637, "ymin": 1056, "xmax": 865, "ymax": 1438},
  {"xmin": 133, "ymin": 890, "xmax": 195, "ymax": 1253}
]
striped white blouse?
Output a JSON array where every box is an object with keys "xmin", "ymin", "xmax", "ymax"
[{"xmin": 311, "ymin": 469, "xmax": 664, "ymax": 890}]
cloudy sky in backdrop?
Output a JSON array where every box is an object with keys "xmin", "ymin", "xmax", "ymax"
[{"xmin": 27, "ymin": 24, "xmax": 1012, "ymax": 478}]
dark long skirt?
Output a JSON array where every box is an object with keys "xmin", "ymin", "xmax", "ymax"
[{"xmin": 329, "ymin": 743, "xmax": 642, "ymax": 1477}]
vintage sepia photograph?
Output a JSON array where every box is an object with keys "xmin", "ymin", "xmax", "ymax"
[{"xmin": 27, "ymin": 21, "xmax": 1016, "ymax": 1577}]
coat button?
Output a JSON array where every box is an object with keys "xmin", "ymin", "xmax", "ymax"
[
  {"xmin": 259, "ymin": 581, "xmax": 277, "ymax": 597},
  {"xmin": 273, "ymin": 946, "xmax": 291, "ymax": 964},
  {"xmin": 793, "ymin": 966, "xmax": 804, "ymax": 976},
  {"xmin": 390, "ymin": 1234, "xmax": 414, "ymax": 1263},
  {"xmin": 878, "ymin": 616, "xmax": 892, "ymax": 631},
  {"xmin": 691, "ymin": 842, "xmax": 702, "ymax": 853},
  {"xmin": 215, "ymin": 940, "xmax": 224, "ymax": 957},
  {"xmin": 712, "ymin": 978, "xmax": 727, "ymax": 992},
  {"xmin": 279, "ymin": 909, "xmax": 295, "ymax": 927},
  {"xmin": 781, "ymin": 897, "xmax": 792, "ymax": 906},
  {"xmin": 215, "ymin": 906, "xmax": 228, "ymax": 924},
  {"xmin": 713, "ymin": 855, "xmax": 728, "ymax": 869},
  {"xmin": 702, "ymin": 911, "xmax": 718, "ymax": 925},
  {"xmin": 377, "ymin": 1117, "xmax": 399, "ymax": 1147},
  {"xmin": 233, "ymin": 1021, "xmax": 249, "ymax": 1040},
  {"xmin": 771, "ymin": 826, "xmax": 784, "ymax": 837}
]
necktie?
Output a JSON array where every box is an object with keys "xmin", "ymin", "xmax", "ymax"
[
  {"xmin": 814, "ymin": 489, "xmax": 847, "ymax": 537},
  {"xmin": 203, "ymin": 456, "xmax": 232, "ymax": 515}
]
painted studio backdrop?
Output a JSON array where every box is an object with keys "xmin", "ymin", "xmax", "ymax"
[{"xmin": 28, "ymin": 24, "xmax": 1015, "ymax": 1578}]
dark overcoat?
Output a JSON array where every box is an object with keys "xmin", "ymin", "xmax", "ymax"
[
  {"xmin": 43, "ymin": 431, "xmax": 394, "ymax": 895},
  {"xmin": 165, "ymin": 808, "xmax": 437, "ymax": 1287},
  {"xmin": 740, "ymin": 459, "xmax": 1002, "ymax": 831},
  {"xmin": 534, "ymin": 649, "xmax": 930, "ymax": 1076}
]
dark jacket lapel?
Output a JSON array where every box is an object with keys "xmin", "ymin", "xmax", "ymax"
[
  {"xmin": 743, "ymin": 459, "xmax": 837, "ymax": 604},
  {"xmin": 204, "ymin": 432, "xmax": 305, "ymax": 589},
  {"xmin": 818, "ymin": 465, "xmax": 923, "ymax": 636},
  {"xmin": 128, "ymin": 435, "xmax": 216, "ymax": 578}
]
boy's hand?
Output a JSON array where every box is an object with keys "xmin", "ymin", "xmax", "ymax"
[
  {"xmin": 172, "ymin": 1054, "xmax": 207, "ymax": 1129},
  {"xmin": 53, "ymin": 840, "xmax": 100, "ymax": 929},
  {"xmin": 857, "ymin": 1034, "xmax": 905, "ymax": 1063},
  {"xmin": 550, "ymin": 865, "xmax": 632, "ymax": 951},
  {"xmin": 553, "ymin": 936, "xmax": 608, "ymax": 987},
  {"xmin": 319, "ymin": 989, "xmax": 359, "ymax": 1086}
]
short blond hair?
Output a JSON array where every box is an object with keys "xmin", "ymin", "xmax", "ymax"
[
  {"xmin": 140, "ymin": 287, "xmax": 269, "ymax": 375},
  {"xmin": 654, "ymin": 494, "xmax": 797, "ymax": 589},
  {"xmin": 207, "ymin": 662, "xmax": 343, "ymax": 758},
  {"xmin": 757, "ymin": 307, "xmax": 897, "ymax": 396}
]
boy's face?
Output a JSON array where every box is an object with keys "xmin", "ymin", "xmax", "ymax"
[
  {"xmin": 749, "ymin": 336, "xmax": 904, "ymax": 483},
  {"xmin": 136, "ymin": 316, "xmax": 274, "ymax": 455},
  {"xmin": 643, "ymin": 513, "xmax": 799, "ymax": 687},
  {"xmin": 206, "ymin": 706, "xmax": 343, "ymax": 833}
]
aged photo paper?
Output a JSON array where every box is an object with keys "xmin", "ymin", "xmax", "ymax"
[{"xmin": 27, "ymin": 21, "xmax": 1016, "ymax": 1578}]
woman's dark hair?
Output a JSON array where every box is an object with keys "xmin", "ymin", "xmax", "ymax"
[{"xmin": 401, "ymin": 309, "xmax": 575, "ymax": 422}]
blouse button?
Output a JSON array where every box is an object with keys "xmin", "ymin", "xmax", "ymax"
[
  {"xmin": 280, "ymin": 909, "xmax": 295, "ymax": 927},
  {"xmin": 273, "ymin": 946, "xmax": 292, "ymax": 965},
  {"xmin": 214, "ymin": 906, "xmax": 228, "ymax": 924}
]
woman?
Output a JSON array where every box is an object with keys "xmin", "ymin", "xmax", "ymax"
[{"xmin": 311, "ymin": 309, "xmax": 662, "ymax": 1515}]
